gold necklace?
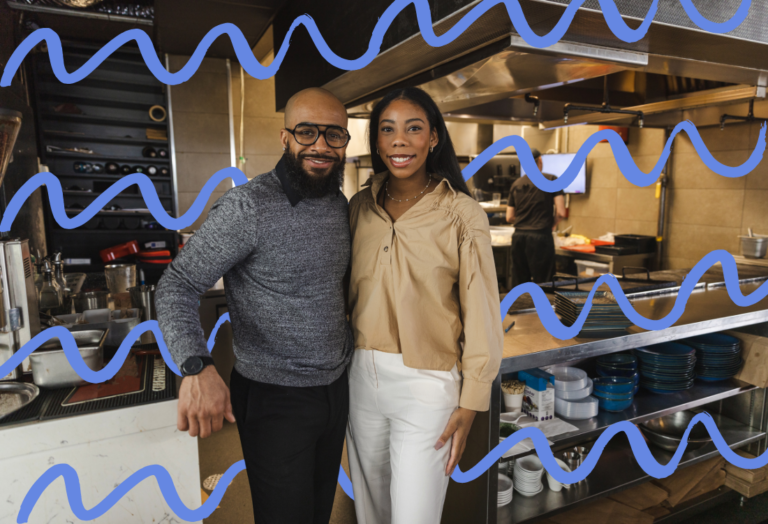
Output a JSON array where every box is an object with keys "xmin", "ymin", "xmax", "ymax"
[{"xmin": 385, "ymin": 175, "xmax": 432, "ymax": 203}]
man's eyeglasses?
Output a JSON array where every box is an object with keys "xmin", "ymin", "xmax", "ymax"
[{"xmin": 285, "ymin": 123, "xmax": 351, "ymax": 149}]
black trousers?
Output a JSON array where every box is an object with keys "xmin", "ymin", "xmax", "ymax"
[
  {"xmin": 511, "ymin": 229, "xmax": 556, "ymax": 288},
  {"xmin": 229, "ymin": 368, "xmax": 349, "ymax": 524}
]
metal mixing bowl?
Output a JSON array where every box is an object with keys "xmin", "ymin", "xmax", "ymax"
[{"xmin": 640, "ymin": 411, "xmax": 721, "ymax": 452}]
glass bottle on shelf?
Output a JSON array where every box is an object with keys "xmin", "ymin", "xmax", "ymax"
[{"xmin": 38, "ymin": 258, "xmax": 63, "ymax": 315}]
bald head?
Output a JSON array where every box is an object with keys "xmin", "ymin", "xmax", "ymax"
[{"xmin": 284, "ymin": 87, "xmax": 347, "ymax": 128}]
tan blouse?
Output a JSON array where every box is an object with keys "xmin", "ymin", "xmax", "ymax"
[{"xmin": 348, "ymin": 171, "xmax": 504, "ymax": 411}]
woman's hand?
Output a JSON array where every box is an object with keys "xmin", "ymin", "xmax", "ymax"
[{"xmin": 435, "ymin": 407, "xmax": 477, "ymax": 476}]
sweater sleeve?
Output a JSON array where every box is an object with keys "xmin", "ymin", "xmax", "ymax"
[
  {"xmin": 155, "ymin": 188, "xmax": 259, "ymax": 369},
  {"xmin": 456, "ymin": 204, "xmax": 504, "ymax": 411}
]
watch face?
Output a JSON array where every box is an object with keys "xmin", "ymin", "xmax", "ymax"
[{"xmin": 184, "ymin": 357, "xmax": 203, "ymax": 376}]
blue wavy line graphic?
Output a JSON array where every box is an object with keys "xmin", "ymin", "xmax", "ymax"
[
  {"xmin": 464, "ymin": 121, "xmax": 766, "ymax": 192},
  {"xmin": 1, "ymin": 0, "xmax": 753, "ymax": 87},
  {"xmin": 0, "ymin": 169, "xmax": 248, "ymax": 233},
  {"xmin": 17, "ymin": 413, "xmax": 767, "ymax": 519},
  {"xmin": 2, "ymin": 121, "xmax": 764, "ymax": 232}
]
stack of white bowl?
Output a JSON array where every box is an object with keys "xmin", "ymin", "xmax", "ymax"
[
  {"xmin": 513, "ymin": 455, "xmax": 544, "ymax": 497},
  {"xmin": 549, "ymin": 367, "xmax": 599, "ymax": 420},
  {"xmin": 497, "ymin": 473, "xmax": 514, "ymax": 506}
]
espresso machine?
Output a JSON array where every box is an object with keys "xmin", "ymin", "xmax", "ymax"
[{"xmin": 0, "ymin": 108, "xmax": 42, "ymax": 380}]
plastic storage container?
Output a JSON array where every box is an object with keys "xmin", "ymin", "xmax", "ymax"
[{"xmin": 575, "ymin": 259, "xmax": 609, "ymax": 278}]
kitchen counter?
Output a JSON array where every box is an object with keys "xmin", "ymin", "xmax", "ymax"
[
  {"xmin": 500, "ymin": 266, "xmax": 768, "ymax": 372},
  {"xmin": 555, "ymin": 248, "xmax": 654, "ymax": 274},
  {"xmin": 0, "ymin": 399, "xmax": 201, "ymax": 523}
]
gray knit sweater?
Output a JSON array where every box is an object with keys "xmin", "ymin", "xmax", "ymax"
[{"xmin": 156, "ymin": 159, "xmax": 353, "ymax": 387}]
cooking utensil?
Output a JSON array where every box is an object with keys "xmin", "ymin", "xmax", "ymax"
[
  {"xmin": 71, "ymin": 291, "xmax": 109, "ymax": 312},
  {"xmin": 639, "ymin": 411, "xmax": 719, "ymax": 452},
  {"xmin": 129, "ymin": 285, "xmax": 157, "ymax": 344},
  {"xmin": 0, "ymin": 382, "xmax": 39, "ymax": 420},
  {"xmin": 28, "ymin": 329, "xmax": 107, "ymax": 388}
]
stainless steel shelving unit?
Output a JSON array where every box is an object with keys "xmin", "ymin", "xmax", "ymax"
[
  {"xmin": 500, "ymin": 413, "xmax": 765, "ymax": 523},
  {"xmin": 466, "ymin": 269, "xmax": 768, "ymax": 524}
]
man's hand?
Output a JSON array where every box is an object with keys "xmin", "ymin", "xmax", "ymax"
[
  {"xmin": 177, "ymin": 365, "xmax": 236, "ymax": 438},
  {"xmin": 435, "ymin": 407, "xmax": 477, "ymax": 476}
]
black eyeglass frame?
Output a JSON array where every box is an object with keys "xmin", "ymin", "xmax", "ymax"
[{"xmin": 284, "ymin": 122, "xmax": 351, "ymax": 148}]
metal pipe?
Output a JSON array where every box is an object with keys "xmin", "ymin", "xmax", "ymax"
[
  {"xmin": 6, "ymin": 1, "xmax": 153, "ymax": 25},
  {"xmin": 226, "ymin": 59, "xmax": 236, "ymax": 187},
  {"xmin": 239, "ymin": 65, "xmax": 245, "ymax": 172},
  {"xmin": 656, "ymin": 127, "xmax": 672, "ymax": 270},
  {"xmin": 164, "ymin": 54, "xmax": 180, "ymax": 219}
]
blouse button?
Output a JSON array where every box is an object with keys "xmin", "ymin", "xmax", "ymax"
[{"xmin": 383, "ymin": 246, "xmax": 389, "ymax": 252}]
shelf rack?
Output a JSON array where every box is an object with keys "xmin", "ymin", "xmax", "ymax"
[
  {"xmin": 451, "ymin": 272, "xmax": 768, "ymax": 524},
  {"xmin": 30, "ymin": 39, "xmax": 178, "ymax": 284}
]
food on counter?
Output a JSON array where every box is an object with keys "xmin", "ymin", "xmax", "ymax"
[{"xmin": 500, "ymin": 423, "xmax": 515, "ymax": 438}]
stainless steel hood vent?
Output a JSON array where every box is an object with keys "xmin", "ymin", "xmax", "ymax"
[{"xmin": 290, "ymin": 0, "xmax": 768, "ymax": 125}]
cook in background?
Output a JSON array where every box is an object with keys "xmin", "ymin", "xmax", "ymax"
[{"xmin": 506, "ymin": 148, "xmax": 567, "ymax": 287}]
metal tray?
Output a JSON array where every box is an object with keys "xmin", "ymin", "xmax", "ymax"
[
  {"xmin": 28, "ymin": 329, "xmax": 108, "ymax": 388},
  {"xmin": 0, "ymin": 382, "xmax": 40, "ymax": 421}
]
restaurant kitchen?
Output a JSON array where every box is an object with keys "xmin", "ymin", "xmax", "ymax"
[{"xmin": 1, "ymin": 1, "xmax": 768, "ymax": 523}]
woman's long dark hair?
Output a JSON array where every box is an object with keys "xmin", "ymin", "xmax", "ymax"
[{"xmin": 368, "ymin": 87, "xmax": 471, "ymax": 196}]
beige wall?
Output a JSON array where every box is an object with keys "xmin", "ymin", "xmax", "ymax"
[
  {"xmin": 230, "ymin": 53, "xmax": 285, "ymax": 179},
  {"xmin": 168, "ymin": 56, "xmax": 233, "ymax": 230},
  {"xmin": 665, "ymin": 121, "xmax": 766, "ymax": 269}
]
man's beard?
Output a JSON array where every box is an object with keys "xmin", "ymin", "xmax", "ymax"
[{"xmin": 284, "ymin": 149, "xmax": 345, "ymax": 199}]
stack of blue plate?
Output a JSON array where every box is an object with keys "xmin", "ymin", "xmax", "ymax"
[
  {"xmin": 635, "ymin": 343, "xmax": 696, "ymax": 394},
  {"xmin": 592, "ymin": 377, "xmax": 636, "ymax": 412},
  {"xmin": 595, "ymin": 353, "xmax": 639, "ymax": 394},
  {"xmin": 683, "ymin": 333, "xmax": 743, "ymax": 382}
]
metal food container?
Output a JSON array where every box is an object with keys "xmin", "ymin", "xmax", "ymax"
[
  {"xmin": 29, "ymin": 329, "xmax": 107, "ymax": 388},
  {"xmin": 55, "ymin": 308, "xmax": 141, "ymax": 347},
  {"xmin": 71, "ymin": 291, "xmax": 109, "ymax": 312},
  {"xmin": 740, "ymin": 236, "xmax": 768, "ymax": 259}
]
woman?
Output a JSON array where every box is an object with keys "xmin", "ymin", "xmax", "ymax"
[{"xmin": 346, "ymin": 86, "xmax": 504, "ymax": 524}]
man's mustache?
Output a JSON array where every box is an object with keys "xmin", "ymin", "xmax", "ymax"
[{"xmin": 299, "ymin": 154, "xmax": 339, "ymax": 162}]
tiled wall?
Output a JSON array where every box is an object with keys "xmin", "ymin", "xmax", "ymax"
[
  {"xmin": 229, "ymin": 52, "xmax": 285, "ymax": 179},
  {"xmin": 496, "ymin": 124, "xmax": 665, "ymax": 241},
  {"xmin": 168, "ymin": 56, "xmax": 233, "ymax": 230},
  {"xmin": 665, "ymin": 121, "xmax": 766, "ymax": 269}
]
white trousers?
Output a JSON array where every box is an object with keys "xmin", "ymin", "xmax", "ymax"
[{"xmin": 346, "ymin": 349, "xmax": 462, "ymax": 524}]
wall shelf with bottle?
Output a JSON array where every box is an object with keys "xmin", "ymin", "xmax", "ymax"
[{"xmin": 30, "ymin": 38, "xmax": 178, "ymax": 285}]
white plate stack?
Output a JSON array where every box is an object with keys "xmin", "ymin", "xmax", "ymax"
[
  {"xmin": 513, "ymin": 455, "xmax": 544, "ymax": 497},
  {"xmin": 548, "ymin": 367, "xmax": 599, "ymax": 420},
  {"xmin": 497, "ymin": 474, "xmax": 514, "ymax": 506}
]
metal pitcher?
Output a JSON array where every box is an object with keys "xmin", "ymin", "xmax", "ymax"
[{"xmin": 128, "ymin": 285, "xmax": 157, "ymax": 344}]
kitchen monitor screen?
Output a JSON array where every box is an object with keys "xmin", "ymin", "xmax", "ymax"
[{"xmin": 520, "ymin": 153, "xmax": 586, "ymax": 194}]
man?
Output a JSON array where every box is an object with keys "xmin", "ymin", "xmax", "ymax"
[
  {"xmin": 155, "ymin": 87, "xmax": 354, "ymax": 523},
  {"xmin": 505, "ymin": 148, "xmax": 567, "ymax": 287}
]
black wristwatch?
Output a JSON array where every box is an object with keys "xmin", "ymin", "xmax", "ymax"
[{"xmin": 181, "ymin": 356, "xmax": 215, "ymax": 377}]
